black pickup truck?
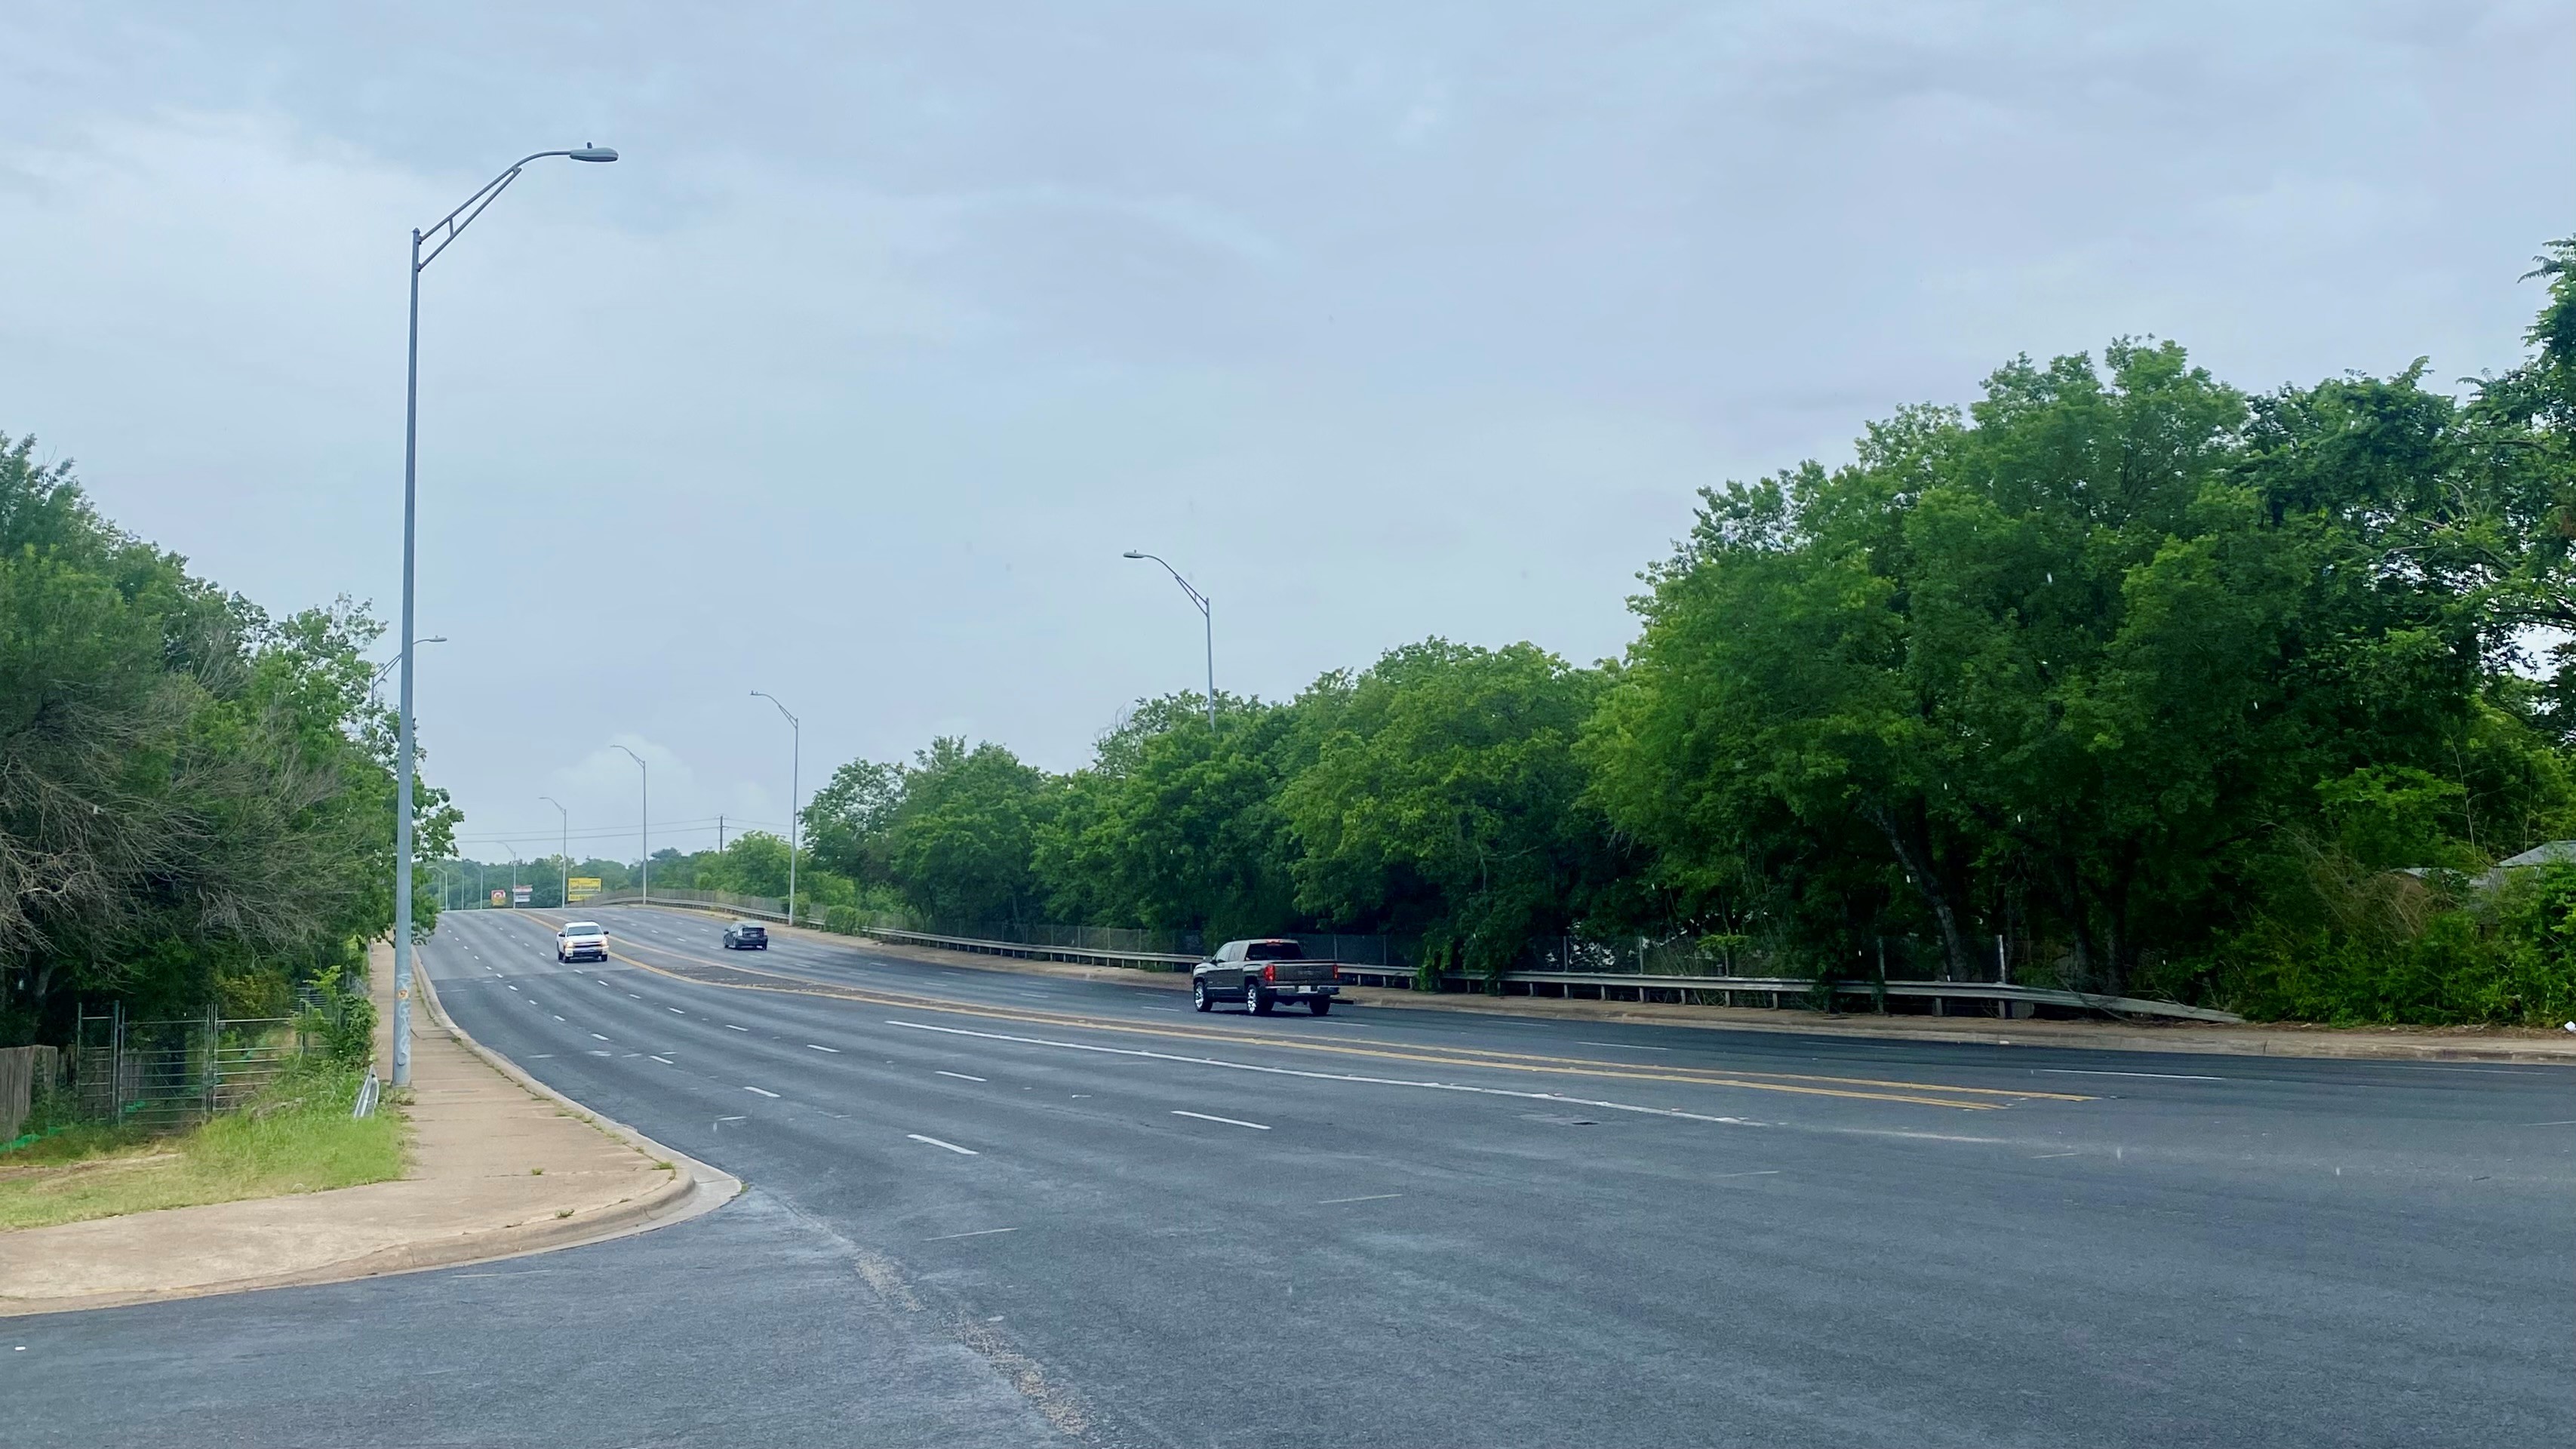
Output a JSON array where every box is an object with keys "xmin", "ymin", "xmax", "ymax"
[{"xmin": 1192, "ymin": 938, "xmax": 1341, "ymax": 1016}]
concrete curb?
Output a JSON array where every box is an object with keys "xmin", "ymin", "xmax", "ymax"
[
  {"xmin": 0, "ymin": 958, "xmax": 742, "ymax": 1320},
  {"xmin": 410, "ymin": 958, "xmax": 742, "ymax": 1245},
  {"xmin": 610, "ymin": 904, "xmax": 2576, "ymax": 1067}
]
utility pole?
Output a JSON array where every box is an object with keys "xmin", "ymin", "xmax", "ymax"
[{"xmin": 718, "ymin": 814, "xmax": 727, "ymax": 851}]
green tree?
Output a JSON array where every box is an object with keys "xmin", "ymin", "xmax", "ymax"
[
  {"xmin": 884, "ymin": 737, "xmax": 1055, "ymax": 926},
  {"xmin": 1280, "ymin": 641, "xmax": 1612, "ymax": 977},
  {"xmin": 1591, "ymin": 342, "xmax": 2502, "ymax": 993},
  {"xmin": 1036, "ymin": 694, "xmax": 1299, "ymax": 938},
  {"xmin": 1, "ymin": 431, "xmax": 453, "ymax": 1040}
]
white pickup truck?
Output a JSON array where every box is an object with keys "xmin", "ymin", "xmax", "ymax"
[
  {"xmin": 1192, "ymin": 938, "xmax": 1341, "ymax": 1016},
  {"xmin": 555, "ymin": 921, "xmax": 608, "ymax": 964}
]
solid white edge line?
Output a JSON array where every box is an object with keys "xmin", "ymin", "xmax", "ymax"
[
  {"xmin": 1318, "ymin": 1193, "xmax": 1403, "ymax": 1204},
  {"xmin": 935, "ymin": 1069, "xmax": 987, "ymax": 1081},
  {"xmin": 807, "ymin": 1044, "xmax": 841, "ymax": 1053},
  {"xmin": 925, "ymin": 1226, "xmax": 1018, "ymax": 1241},
  {"xmin": 906, "ymin": 1133, "xmax": 978, "ymax": 1155},
  {"xmin": 1173, "ymin": 1109, "xmax": 1271, "ymax": 1131}
]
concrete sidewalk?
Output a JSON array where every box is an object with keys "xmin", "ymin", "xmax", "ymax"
[
  {"xmin": 641, "ymin": 905, "xmax": 2576, "ymax": 1066},
  {"xmin": 0, "ymin": 943, "xmax": 734, "ymax": 1317}
]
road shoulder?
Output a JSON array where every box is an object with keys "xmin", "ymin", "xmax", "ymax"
[{"xmin": 0, "ymin": 942, "xmax": 738, "ymax": 1318}]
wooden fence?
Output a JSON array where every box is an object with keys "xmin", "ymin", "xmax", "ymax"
[{"xmin": 1, "ymin": 1045, "xmax": 63, "ymax": 1142}]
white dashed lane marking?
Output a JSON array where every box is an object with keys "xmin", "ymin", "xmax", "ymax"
[{"xmin": 1173, "ymin": 1110, "xmax": 1271, "ymax": 1131}]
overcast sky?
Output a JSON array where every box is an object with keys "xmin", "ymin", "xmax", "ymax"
[{"xmin": 4, "ymin": 2, "xmax": 2568, "ymax": 862}]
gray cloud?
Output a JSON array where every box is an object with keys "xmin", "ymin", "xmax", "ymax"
[{"xmin": 3, "ymin": 1, "xmax": 2568, "ymax": 854}]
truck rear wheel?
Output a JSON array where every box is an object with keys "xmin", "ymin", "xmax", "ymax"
[
  {"xmin": 1247, "ymin": 986, "xmax": 1273, "ymax": 1016},
  {"xmin": 1308, "ymin": 997, "xmax": 1331, "ymax": 1016}
]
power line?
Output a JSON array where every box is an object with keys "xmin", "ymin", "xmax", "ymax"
[{"xmin": 452, "ymin": 814, "xmax": 791, "ymax": 844}]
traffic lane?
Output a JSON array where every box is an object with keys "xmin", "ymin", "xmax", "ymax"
[
  {"xmin": 440, "ymin": 907, "xmax": 2568, "ymax": 1309},
  {"xmin": 1, "ymin": 1192, "xmax": 1071, "ymax": 1449},
  {"xmin": 604, "ymin": 905, "xmax": 2576, "ymax": 1130},
  {"xmin": 502, "ymin": 911, "xmax": 2576, "ymax": 1193},
  {"xmin": 426, "ymin": 918, "xmax": 2573, "ymax": 1447},
  {"xmin": 435, "ymin": 912, "xmax": 2568, "ymax": 1334},
  {"xmin": 421, "ymin": 915, "xmax": 2571, "ymax": 1446}
]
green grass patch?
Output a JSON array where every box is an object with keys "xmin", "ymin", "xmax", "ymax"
[{"xmin": 0, "ymin": 1060, "xmax": 406, "ymax": 1232}]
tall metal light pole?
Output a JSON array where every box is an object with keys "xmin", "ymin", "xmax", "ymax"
[
  {"xmin": 749, "ymin": 691, "xmax": 801, "ymax": 926},
  {"xmin": 539, "ymin": 795, "xmax": 569, "ymax": 909},
  {"xmin": 391, "ymin": 143, "xmax": 617, "ymax": 1090},
  {"xmin": 614, "ymin": 745, "xmax": 650, "ymax": 906},
  {"xmin": 1124, "ymin": 550, "xmax": 1216, "ymax": 728}
]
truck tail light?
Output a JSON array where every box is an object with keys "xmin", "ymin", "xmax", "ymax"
[{"xmin": 1262, "ymin": 964, "xmax": 1275, "ymax": 983}]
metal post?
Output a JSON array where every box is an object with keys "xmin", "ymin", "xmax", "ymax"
[
  {"xmin": 386, "ymin": 143, "xmax": 616, "ymax": 1087},
  {"xmin": 616, "ymin": 745, "xmax": 649, "ymax": 906},
  {"xmin": 1123, "ymin": 550, "xmax": 1215, "ymax": 728},
  {"xmin": 392, "ymin": 227, "xmax": 422, "ymax": 1088},
  {"xmin": 752, "ymin": 692, "xmax": 800, "ymax": 927},
  {"xmin": 542, "ymin": 796, "xmax": 569, "ymax": 909},
  {"xmin": 203, "ymin": 1001, "xmax": 220, "ymax": 1121}
]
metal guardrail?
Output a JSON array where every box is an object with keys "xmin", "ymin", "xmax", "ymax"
[
  {"xmin": 863, "ymin": 926, "xmax": 1200, "ymax": 971},
  {"xmin": 598, "ymin": 900, "xmax": 2242, "ymax": 1025},
  {"xmin": 1489, "ymin": 971, "xmax": 2244, "ymax": 1023}
]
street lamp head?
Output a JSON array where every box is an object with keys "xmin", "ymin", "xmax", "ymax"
[
  {"xmin": 570, "ymin": 146, "xmax": 619, "ymax": 163},
  {"xmin": 1122, "ymin": 550, "xmax": 1145, "ymax": 559},
  {"xmin": 418, "ymin": 635, "xmax": 449, "ymax": 645}
]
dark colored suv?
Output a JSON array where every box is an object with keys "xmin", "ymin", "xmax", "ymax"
[{"xmin": 722, "ymin": 921, "xmax": 769, "ymax": 950}]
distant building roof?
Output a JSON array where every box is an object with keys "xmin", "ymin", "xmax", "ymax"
[{"xmin": 2497, "ymin": 841, "xmax": 2576, "ymax": 870}]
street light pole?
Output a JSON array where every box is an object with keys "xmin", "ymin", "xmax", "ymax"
[
  {"xmin": 614, "ymin": 745, "xmax": 649, "ymax": 906},
  {"xmin": 391, "ymin": 143, "xmax": 616, "ymax": 1090},
  {"xmin": 750, "ymin": 691, "xmax": 801, "ymax": 927},
  {"xmin": 540, "ymin": 795, "xmax": 569, "ymax": 909},
  {"xmin": 1123, "ymin": 550, "xmax": 1216, "ymax": 728}
]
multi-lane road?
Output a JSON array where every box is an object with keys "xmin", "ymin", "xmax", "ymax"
[{"xmin": 14, "ymin": 905, "xmax": 2572, "ymax": 1446}]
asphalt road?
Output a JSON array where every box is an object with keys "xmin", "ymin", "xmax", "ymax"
[{"xmin": 8, "ymin": 905, "xmax": 2570, "ymax": 1447}]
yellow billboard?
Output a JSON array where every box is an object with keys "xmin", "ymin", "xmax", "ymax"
[{"xmin": 567, "ymin": 876, "xmax": 603, "ymax": 903}]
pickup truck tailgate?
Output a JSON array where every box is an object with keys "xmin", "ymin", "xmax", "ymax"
[{"xmin": 1258, "ymin": 960, "xmax": 1338, "ymax": 986}]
